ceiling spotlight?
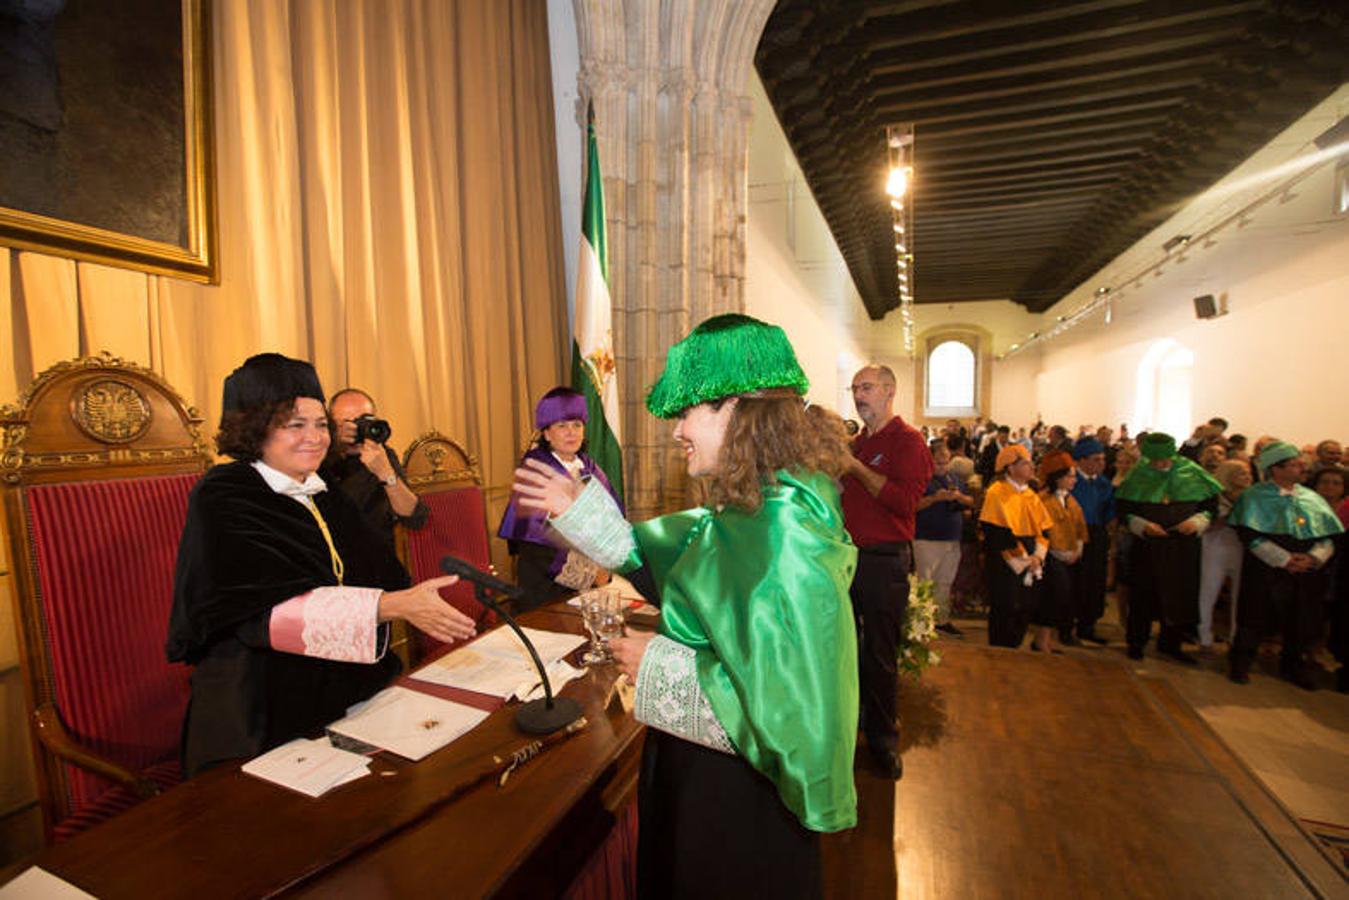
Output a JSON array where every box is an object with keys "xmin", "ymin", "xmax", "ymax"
[
  {"xmin": 1162, "ymin": 234, "xmax": 1191, "ymax": 252},
  {"xmin": 1094, "ymin": 286, "xmax": 1110, "ymax": 298},
  {"xmin": 1312, "ymin": 115, "xmax": 1349, "ymax": 151},
  {"xmin": 886, "ymin": 166, "xmax": 911, "ymax": 199},
  {"xmin": 893, "ymin": 223, "xmax": 905, "ymax": 234}
]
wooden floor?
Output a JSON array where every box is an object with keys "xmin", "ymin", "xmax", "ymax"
[{"xmin": 823, "ymin": 641, "xmax": 1349, "ymax": 900}]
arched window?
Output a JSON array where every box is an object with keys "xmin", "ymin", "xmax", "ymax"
[
  {"xmin": 1134, "ymin": 338, "xmax": 1194, "ymax": 438},
  {"xmin": 926, "ymin": 339, "xmax": 976, "ymax": 412}
]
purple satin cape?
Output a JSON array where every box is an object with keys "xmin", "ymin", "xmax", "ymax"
[{"xmin": 498, "ymin": 448, "xmax": 624, "ymax": 574}]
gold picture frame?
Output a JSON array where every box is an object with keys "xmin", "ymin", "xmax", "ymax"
[{"xmin": 0, "ymin": 0, "xmax": 217, "ymax": 283}]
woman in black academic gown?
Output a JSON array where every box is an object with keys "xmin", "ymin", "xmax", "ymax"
[{"xmin": 166, "ymin": 353, "xmax": 477, "ymax": 776}]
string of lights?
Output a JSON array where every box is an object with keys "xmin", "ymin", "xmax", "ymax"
[
  {"xmin": 1000, "ymin": 126, "xmax": 1349, "ymax": 359},
  {"xmin": 886, "ymin": 124, "xmax": 915, "ymax": 355}
]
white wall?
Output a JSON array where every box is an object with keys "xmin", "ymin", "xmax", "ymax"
[
  {"xmin": 990, "ymin": 350, "xmax": 1043, "ymax": 431},
  {"xmin": 745, "ymin": 75, "xmax": 867, "ymax": 418},
  {"xmin": 1021, "ymin": 84, "xmax": 1349, "ymax": 445},
  {"xmin": 1033, "ymin": 204, "xmax": 1349, "ymax": 443}
]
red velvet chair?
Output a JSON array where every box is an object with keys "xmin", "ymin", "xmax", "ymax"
[
  {"xmin": 399, "ymin": 431, "xmax": 497, "ymax": 662},
  {"xmin": 1, "ymin": 353, "xmax": 211, "ymax": 841}
]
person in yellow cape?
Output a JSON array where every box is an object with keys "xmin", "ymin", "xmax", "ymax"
[
  {"xmin": 978, "ymin": 443, "xmax": 1054, "ymax": 649},
  {"xmin": 511, "ymin": 314, "xmax": 858, "ymax": 899}
]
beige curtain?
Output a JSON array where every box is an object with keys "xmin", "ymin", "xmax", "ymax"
[
  {"xmin": 1, "ymin": 0, "xmax": 566, "ymax": 504},
  {"xmin": 1, "ymin": 0, "xmax": 566, "ymax": 821}
]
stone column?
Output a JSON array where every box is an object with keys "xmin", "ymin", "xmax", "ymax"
[{"xmin": 572, "ymin": 0, "xmax": 776, "ymax": 520}]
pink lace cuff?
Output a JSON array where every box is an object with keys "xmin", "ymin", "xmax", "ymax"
[{"xmin": 269, "ymin": 586, "xmax": 384, "ymax": 663}]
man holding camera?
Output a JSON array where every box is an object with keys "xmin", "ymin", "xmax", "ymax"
[{"xmin": 320, "ymin": 388, "xmax": 428, "ymax": 557}]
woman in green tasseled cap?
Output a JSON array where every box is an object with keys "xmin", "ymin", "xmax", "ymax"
[{"xmin": 511, "ymin": 314, "xmax": 858, "ymax": 899}]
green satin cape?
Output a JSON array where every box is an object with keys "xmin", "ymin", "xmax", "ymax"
[
  {"xmin": 622, "ymin": 469, "xmax": 859, "ymax": 832},
  {"xmin": 1228, "ymin": 482, "xmax": 1344, "ymax": 539},
  {"xmin": 1115, "ymin": 456, "xmax": 1221, "ymax": 503}
]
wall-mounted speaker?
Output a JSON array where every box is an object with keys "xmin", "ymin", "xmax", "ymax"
[{"xmin": 1193, "ymin": 294, "xmax": 1218, "ymax": 319}]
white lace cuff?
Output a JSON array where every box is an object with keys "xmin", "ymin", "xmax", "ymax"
[
  {"xmin": 634, "ymin": 635, "xmax": 734, "ymax": 756},
  {"xmin": 554, "ymin": 549, "xmax": 602, "ymax": 590},
  {"xmin": 269, "ymin": 586, "xmax": 386, "ymax": 663},
  {"xmin": 1309, "ymin": 539, "xmax": 1334, "ymax": 566},
  {"xmin": 550, "ymin": 479, "xmax": 637, "ymax": 571}
]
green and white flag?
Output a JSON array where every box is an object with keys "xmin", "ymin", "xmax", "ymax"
[{"xmin": 572, "ymin": 109, "xmax": 624, "ymax": 502}]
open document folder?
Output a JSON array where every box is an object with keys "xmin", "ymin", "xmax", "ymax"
[
  {"xmin": 409, "ymin": 626, "xmax": 587, "ymax": 699},
  {"xmin": 327, "ymin": 686, "xmax": 490, "ymax": 762}
]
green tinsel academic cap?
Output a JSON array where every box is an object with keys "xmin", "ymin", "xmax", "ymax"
[
  {"xmin": 645, "ymin": 314, "xmax": 810, "ymax": 419},
  {"xmin": 1140, "ymin": 432, "xmax": 1177, "ymax": 461},
  {"xmin": 1256, "ymin": 440, "xmax": 1299, "ymax": 474}
]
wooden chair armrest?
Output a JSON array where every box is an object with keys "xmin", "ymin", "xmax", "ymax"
[{"xmin": 32, "ymin": 704, "xmax": 161, "ymax": 800}]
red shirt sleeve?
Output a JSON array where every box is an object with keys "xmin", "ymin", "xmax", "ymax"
[{"xmin": 873, "ymin": 428, "xmax": 933, "ymax": 523}]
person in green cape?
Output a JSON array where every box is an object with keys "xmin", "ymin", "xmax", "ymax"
[
  {"xmin": 1115, "ymin": 433, "xmax": 1222, "ymax": 663},
  {"xmin": 511, "ymin": 314, "xmax": 858, "ymax": 899},
  {"xmin": 1226, "ymin": 441, "xmax": 1343, "ymax": 689}
]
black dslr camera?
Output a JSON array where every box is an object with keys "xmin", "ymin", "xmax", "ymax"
[{"xmin": 353, "ymin": 413, "xmax": 392, "ymax": 445}]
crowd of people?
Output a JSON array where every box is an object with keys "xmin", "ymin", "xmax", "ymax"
[{"xmin": 906, "ymin": 414, "xmax": 1348, "ymax": 693}]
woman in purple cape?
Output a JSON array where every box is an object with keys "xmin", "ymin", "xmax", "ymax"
[{"xmin": 498, "ymin": 387, "xmax": 624, "ymax": 610}]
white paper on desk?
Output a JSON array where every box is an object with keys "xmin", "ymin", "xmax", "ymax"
[
  {"xmin": 516, "ymin": 659, "xmax": 586, "ymax": 703},
  {"xmin": 241, "ymin": 738, "xmax": 370, "ymax": 798},
  {"xmin": 328, "ymin": 686, "xmax": 488, "ymax": 761},
  {"xmin": 410, "ymin": 626, "xmax": 586, "ymax": 698},
  {"xmin": 0, "ymin": 867, "xmax": 97, "ymax": 899}
]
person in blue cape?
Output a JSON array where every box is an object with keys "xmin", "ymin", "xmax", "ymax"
[
  {"xmin": 1227, "ymin": 441, "xmax": 1343, "ymax": 688},
  {"xmin": 497, "ymin": 386, "xmax": 623, "ymax": 611},
  {"xmin": 510, "ymin": 314, "xmax": 858, "ymax": 899}
]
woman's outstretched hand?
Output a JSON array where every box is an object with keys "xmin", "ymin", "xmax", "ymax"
[
  {"xmin": 380, "ymin": 574, "xmax": 477, "ymax": 644},
  {"xmin": 511, "ymin": 457, "xmax": 584, "ymax": 517}
]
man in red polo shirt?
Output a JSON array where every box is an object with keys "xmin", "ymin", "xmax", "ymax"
[{"xmin": 842, "ymin": 364, "xmax": 933, "ymax": 779}]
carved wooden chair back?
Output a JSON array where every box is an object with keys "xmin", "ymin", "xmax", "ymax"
[
  {"xmin": 399, "ymin": 431, "xmax": 495, "ymax": 661},
  {"xmin": 1, "ymin": 353, "xmax": 211, "ymax": 839}
]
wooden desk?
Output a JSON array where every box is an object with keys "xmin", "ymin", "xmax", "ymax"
[{"xmin": 34, "ymin": 608, "xmax": 643, "ymax": 899}]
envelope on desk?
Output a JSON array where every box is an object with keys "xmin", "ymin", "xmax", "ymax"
[
  {"xmin": 328, "ymin": 686, "xmax": 489, "ymax": 761},
  {"xmin": 241, "ymin": 737, "xmax": 371, "ymax": 798}
]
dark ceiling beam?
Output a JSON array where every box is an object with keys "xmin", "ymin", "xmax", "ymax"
[
  {"xmin": 876, "ymin": 77, "xmax": 1205, "ymax": 126},
  {"xmin": 868, "ymin": 3, "xmax": 1263, "ymax": 75},
  {"xmin": 919, "ymin": 185, "xmax": 1109, "ymax": 211},
  {"xmin": 865, "ymin": 0, "xmax": 1248, "ymax": 50},
  {"xmin": 919, "ymin": 174, "xmax": 1123, "ymax": 202},
  {"xmin": 913, "ymin": 98, "xmax": 1186, "ymax": 140},
  {"xmin": 873, "ymin": 31, "xmax": 1245, "ymax": 92},
  {"xmin": 917, "ymin": 160, "xmax": 1132, "ymax": 187},
  {"xmin": 923, "ymin": 148, "xmax": 1145, "ymax": 178},
  {"xmin": 871, "ymin": 50, "xmax": 1221, "ymax": 107},
  {"xmin": 916, "ymin": 136, "xmax": 1146, "ymax": 171}
]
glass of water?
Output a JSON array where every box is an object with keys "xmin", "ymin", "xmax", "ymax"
[{"xmin": 580, "ymin": 589, "xmax": 623, "ymax": 665}]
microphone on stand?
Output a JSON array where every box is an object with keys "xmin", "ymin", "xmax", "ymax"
[{"xmin": 439, "ymin": 555, "xmax": 582, "ymax": 734}]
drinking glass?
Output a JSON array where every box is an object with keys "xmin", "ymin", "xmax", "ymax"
[{"xmin": 580, "ymin": 589, "xmax": 622, "ymax": 665}]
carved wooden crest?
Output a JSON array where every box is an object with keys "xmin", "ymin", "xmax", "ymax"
[{"xmin": 71, "ymin": 379, "xmax": 153, "ymax": 444}]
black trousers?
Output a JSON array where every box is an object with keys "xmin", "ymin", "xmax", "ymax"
[
  {"xmin": 1126, "ymin": 534, "xmax": 1200, "ymax": 651},
  {"xmin": 849, "ymin": 546, "xmax": 910, "ymax": 753},
  {"xmin": 638, "ymin": 731, "xmax": 821, "ymax": 899},
  {"xmin": 1068, "ymin": 524, "xmax": 1110, "ymax": 636},
  {"xmin": 985, "ymin": 556, "xmax": 1038, "ymax": 648},
  {"xmin": 1230, "ymin": 555, "xmax": 1330, "ymax": 677},
  {"xmin": 1036, "ymin": 555, "xmax": 1073, "ymax": 629}
]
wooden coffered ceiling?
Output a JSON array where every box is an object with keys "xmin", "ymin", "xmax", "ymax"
[{"xmin": 755, "ymin": 0, "xmax": 1349, "ymax": 315}]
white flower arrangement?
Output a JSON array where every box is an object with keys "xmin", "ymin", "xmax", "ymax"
[{"xmin": 898, "ymin": 575, "xmax": 942, "ymax": 679}]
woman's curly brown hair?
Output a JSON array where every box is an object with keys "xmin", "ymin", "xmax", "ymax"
[
  {"xmin": 215, "ymin": 400, "xmax": 303, "ymax": 462},
  {"xmin": 695, "ymin": 393, "xmax": 852, "ymax": 513}
]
